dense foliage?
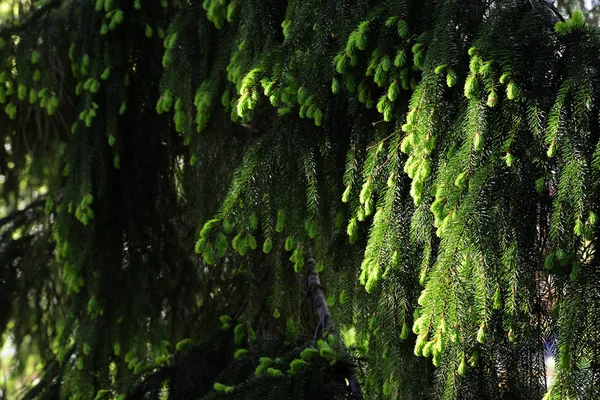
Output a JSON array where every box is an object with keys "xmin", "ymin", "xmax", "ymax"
[{"xmin": 2, "ymin": 0, "xmax": 600, "ymax": 399}]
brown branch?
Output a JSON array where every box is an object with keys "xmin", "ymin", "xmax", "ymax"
[
  {"xmin": 307, "ymin": 256, "xmax": 332, "ymax": 336},
  {"xmin": 0, "ymin": 196, "xmax": 46, "ymax": 230},
  {"xmin": 306, "ymin": 254, "xmax": 362, "ymax": 398}
]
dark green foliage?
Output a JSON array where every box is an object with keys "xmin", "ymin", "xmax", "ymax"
[
  {"xmin": 2, "ymin": 0, "xmax": 600, "ymax": 399},
  {"xmin": 128, "ymin": 333, "xmax": 352, "ymax": 400}
]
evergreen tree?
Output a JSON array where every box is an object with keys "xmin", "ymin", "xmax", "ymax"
[{"xmin": 1, "ymin": 0, "xmax": 600, "ymax": 399}]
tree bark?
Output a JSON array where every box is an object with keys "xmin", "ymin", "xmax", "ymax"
[{"xmin": 306, "ymin": 254, "xmax": 362, "ymax": 398}]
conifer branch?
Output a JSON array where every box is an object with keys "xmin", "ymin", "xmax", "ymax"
[{"xmin": 2, "ymin": 0, "xmax": 599, "ymax": 398}]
